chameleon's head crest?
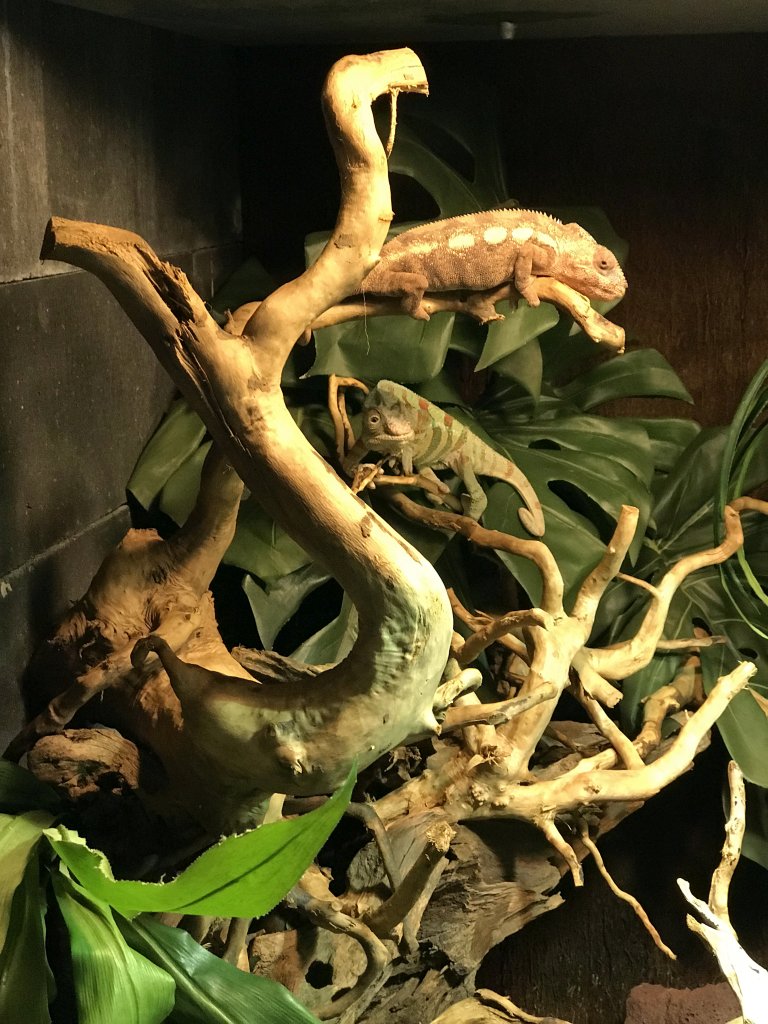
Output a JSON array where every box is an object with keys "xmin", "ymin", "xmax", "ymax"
[{"xmin": 361, "ymin": 381, "xmax": 415, "ymax": 446}]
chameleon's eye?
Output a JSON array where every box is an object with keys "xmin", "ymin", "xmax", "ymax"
[
  {"xmin": 366, "ymin": 411, "xmax": 381, "ymax": 427},
  {"xmin": 595, "ymin": 249, "xmax": 616, "ymax": 273}
]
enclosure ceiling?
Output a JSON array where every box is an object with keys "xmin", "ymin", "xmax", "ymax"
[{"xmin": 44, "ymin": 0, "xmax": 768, "ymax": 43}]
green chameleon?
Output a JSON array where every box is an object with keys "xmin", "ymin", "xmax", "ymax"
[{"xmin": 343, "ymin": 380, "xmax": 544, "ymax": 536}]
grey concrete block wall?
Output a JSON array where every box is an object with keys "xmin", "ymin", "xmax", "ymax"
[{"xmin": 0, "ymin": 0, "xmax": 243, "ymax": 747}]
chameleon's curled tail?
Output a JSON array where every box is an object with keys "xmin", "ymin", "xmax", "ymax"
[{"xmin": 484, "ymin": 449, "xmax": 545, "ymax": 537}]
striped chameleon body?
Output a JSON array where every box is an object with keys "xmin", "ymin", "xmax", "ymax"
[{"xmin": 343, "ymin": 380, "xmax": 545, "ymax": 536}]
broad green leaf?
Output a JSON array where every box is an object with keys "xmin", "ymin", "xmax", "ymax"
[
  {"xmin": 391, "ymin": 96, "xmax": 509, "ymax": 211},
  {"xmin": 384, "ymin": 125, "xmax": 488, "ymax": 217},
  {"xmin": 698, "ymin": 605, "xmax": 768, "ymax": 787},
  {"xmin": 45, "ymin": 767, "xmax": 354, "ymax": 919},
  {"xmin": 445, "ymin": 314, "xmax": 486, "ymax": 361},
  {"xmin": 555, "ymin": 349, "xmax": 693, "ymax": 410},
  {"xmin": 646, "ymin": 429, "xmax": 727, "ymax": 569},
  {"xmin": 621, "ymin": 417, "xmax": 701, "ymax": 474},
  {"xmin": 226, "ymin": 502, "xmax": 311, "ymax": 585},
  {"xmin": 0, "ymin": 759, "xmax": 61, "ymax": 814},
  {"xmin": 488, "ymin": 339, "xmax": 543, "ymax": 400},
  {"xmin": 484, "ymin": 481, "xmax": 606, "ymax": 608},
  {"xmin": 243, "ymin": 565, "xmax": 331, "ymax": 651},
  {"xmin": 118, "ymin": 915, "xmax": 320, "ymax": 1024},
  {"xmin": 619, "ymin": 651, "xmax": 685, "ymax": 736},
  {"xmin": 159, "ymin": 442, "xmax": 310, "ymax": 583},
  {"xmin": 0, "ymin": 854, "xmax": 51, "ymax": 1024},
  {"xmin": 289, "ymin": 594, "xmax": 357, "ymax": 665},
  {"xmin": 716, "ymin": 359, "xmax": 768, "ymax": 639},
  {"xmin": 487, "ymin": 441, "xmax": 652, "ymax": 565},
  {"xmin": 417, "ymin": 368, "xmax": 474, "ymax": 405},
  {"xmin": 209, "ymin": 256, "xmax": 276, "ymax": 314},
  {"xmin": 53, "ymin": 872, "xmax": 174, "ymax": 1024},
  {"xmin": 742, "ymin": 781, "xmax": 768, "ymax": 871},
  {"xmin": 0, "ymin": 810, "xmax": 54, "ymax": 949},
  {"xmin": 127, "ymin": 399, "xmax": 206, "ymax": 509},
  {"xmin": 308, "ymin": 313, "xmax": 457, "ymax": 385},
  {"xmin": 483, "ymin": 414, "xmax": 654, "ymax": 488},
  {"xmin": 475, "ymin": 302, "xmax": 559, "ymax": 372}
]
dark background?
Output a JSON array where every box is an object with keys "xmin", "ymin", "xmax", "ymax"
[{"xmin": 2, "ymin": 4, "xmax": 768, "ymax": 1019}]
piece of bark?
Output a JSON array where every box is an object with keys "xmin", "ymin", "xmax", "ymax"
[{"xmin": 624, "ymin": 982, "xmax": 740, "ymax": 1024}]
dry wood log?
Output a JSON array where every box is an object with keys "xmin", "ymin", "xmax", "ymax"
[{"xmin": 33, "ymin": 49, "xmax": 453, "ymax": 831}]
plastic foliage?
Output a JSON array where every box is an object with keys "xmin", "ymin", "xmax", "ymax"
[
  {"xmin": 127, "ymin": 96, "xmax": 670, "ymax": 645},
  {"xmin": 716, "ymin": 357, "xmax": 768, "ymax": 637},
  {"xmin": 608, "ymin": 405, "xmax": 768, "ymax": 790},
  {"xmin": 0, "ymin": 758, "xmax": 354, "ymax": 1023},
  {"xmin": 126, "ymin": 93, "xmax": 768, "ymax": 809}
]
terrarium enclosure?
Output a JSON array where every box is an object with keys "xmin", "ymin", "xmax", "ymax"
[{"xmin": 3, "ymin": 3, "xmax": 768, "ymax": 1023}]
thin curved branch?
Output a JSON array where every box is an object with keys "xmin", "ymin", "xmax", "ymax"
[
  {"xmin": 364, "ymin": 820, "xmax": 454, "ymax": 948},
  {"xmin": 345, "ymin": 802, "xmax": 402, "ymax": 893},
  {"xmin": 473, "ymin": 662, "xmax": 755, "ymax": 821},
  {"xmin": 579, "ymin": 825, "xmax": 676, "ymax": 960},
  {"xmin": 569, "ymin": 681, "xmax": 645, "ymax": 770},
  {"xmin": 448, "ymin": 591, "xmax": 529, "ymax": 660},
  {"xmin": 586, "ymin": 505, "xmax": 745, "ymax": 679},
  {"xmin": 570, "ymin": 505, "xmax": 639, "ymax": 624},
  {"xmin": 387, "ymin": 493, "xmax": 564, "ymax": 615},
  {"xmin": 455, "ymin": 608, "xmax": 550, "ymax": 667},
  {"xmin": 535, "ymin": 815, "xmax": 583, "ymax": 886},
  {"xmin": 440, "ymin": 686, "xmax": 559, "ymax": 731},
  {"xmin": 475, "ymin": 989, "xmax": 575, "ymax": 1024},
  {"xmin": 709, "ymin": 760, "xmax": 747, "ymax": 925}
]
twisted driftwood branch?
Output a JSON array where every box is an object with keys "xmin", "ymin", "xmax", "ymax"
[
  {"xmin": 39, "ymin": 50, "xmax": 454, "ymax": 829},
  {"xmin": 371, "ymin": 495, "xmax": 762, "ymax": 893}
]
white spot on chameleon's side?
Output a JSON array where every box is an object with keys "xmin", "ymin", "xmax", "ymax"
[
  {"xmin": 483, "ymin": 226, "xmax": 508, "ymax": 245},
  {"xmin": 533, "ymin": 231, "xmax": 558, "ymax": 249},
  {"xmin": 510, "ymin": 227, "xmax": 534, "ymax": 244},
  {"xmin": 448, "ymin": 232, "xmax": 476, "ymax": 251},
  {"xmin": 409, "ymin": 241, "xmax": 440, "ymax": 256}
]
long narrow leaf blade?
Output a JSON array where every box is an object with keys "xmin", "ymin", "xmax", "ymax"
[
  {"xmin": 0, "ymin": 810, "xmax": 54, "ymax": 949},
  {"xmin": 52, "ymin": 872, "xmax": 175, "ymax": 1024},
  {"xmin": 119, "ymin": 915, "xmax": 320, "ymax": 1024},
  {"xmin": 0, "ymin": 854, "xmax": 51, "ymax": 1024},
  {"xmin": 45, "ymin": 768, "xmax": 354, "ymax": 919},
  {"xmin": 0, "ymin": 759, "xmax": 61, "ymax": 814}
]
